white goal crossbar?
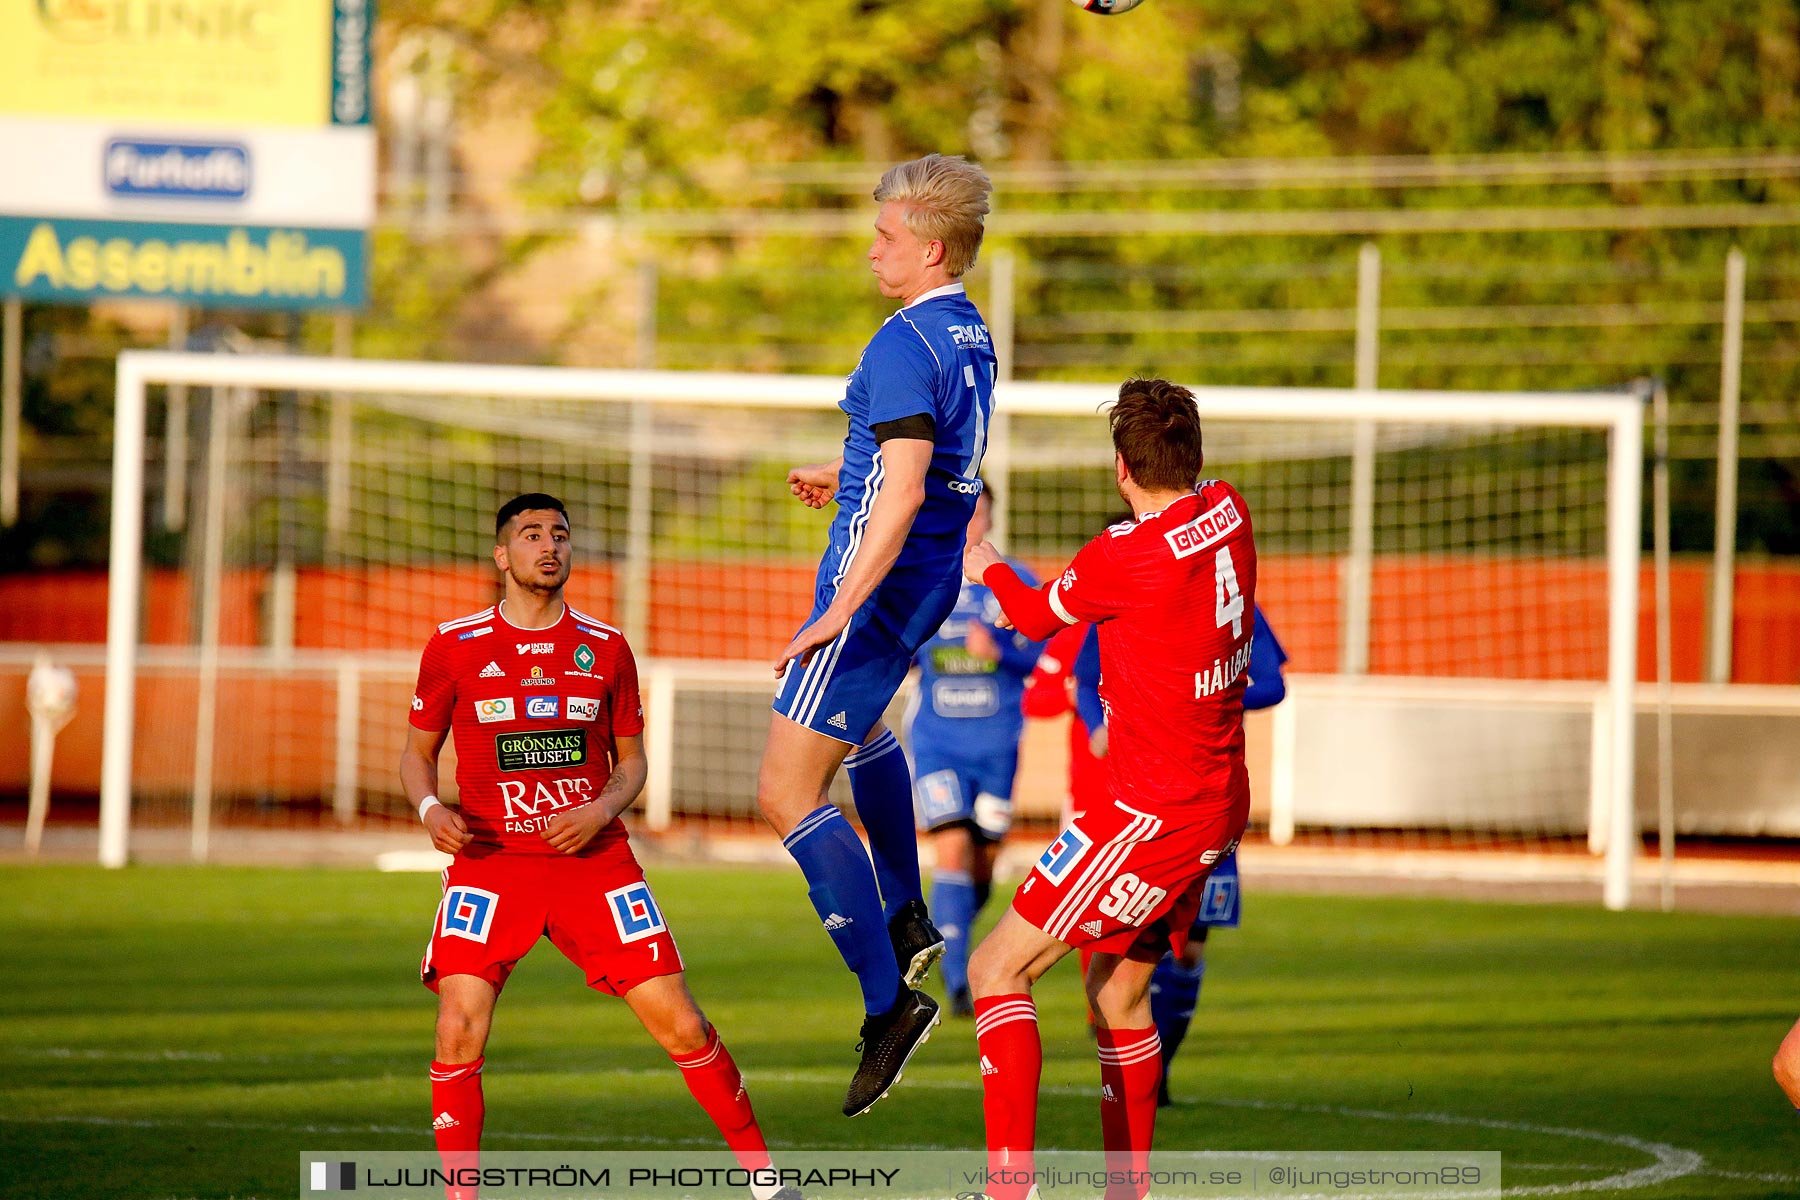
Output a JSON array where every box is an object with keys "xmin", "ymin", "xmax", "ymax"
[{"xmin": 103, "ymin": 350, "xmax": 1645, "ymax": 905}]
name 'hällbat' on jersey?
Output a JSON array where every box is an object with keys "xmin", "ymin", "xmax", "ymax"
[{"xmin": 1195, "ymin": 640, "xmax": 1254, "ymax": 698}]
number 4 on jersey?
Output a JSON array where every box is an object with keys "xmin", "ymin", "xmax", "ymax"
[{"xmin": 1214, "ymin": 546, "xmax": 1244, "ymax": 638}]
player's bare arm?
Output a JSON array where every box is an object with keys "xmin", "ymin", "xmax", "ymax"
[
  {"xmin": 541, "ymin": 733, "xmax": 649, "ymax": 855},
  {"xmin": 400, "ymin": 724, "xmax": 472, "ymax": 855},
  {"xmin": 774, "ymin": 437, "xmax": 932, "ymax": 674},
  {"xmin": 787, "ymin": 457, "xmax": 843, "ymax": 509}
]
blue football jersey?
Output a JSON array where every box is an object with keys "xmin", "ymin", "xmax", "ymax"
[
  {"xmin": 909, "ymin": 565, "xmax": 1044, "ymax": 759},
  {"xmin": 825, "ymin": 282, "xmax": 997, "ymax": 601}
]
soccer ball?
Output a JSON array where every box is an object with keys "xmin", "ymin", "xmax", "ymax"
[{"xmin": 1071, "ymin": 0, "xmax": 1147, "ymax": 13}]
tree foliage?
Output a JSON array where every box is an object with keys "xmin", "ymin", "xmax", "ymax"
[{"xmin": 386, "ymin": 0, "xmax": 1799, "ymax": 187}]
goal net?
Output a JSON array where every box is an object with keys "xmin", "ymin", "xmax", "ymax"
[{"xmin": 99, "ymin": 352, "xmax": 1644, "ymax": 904}]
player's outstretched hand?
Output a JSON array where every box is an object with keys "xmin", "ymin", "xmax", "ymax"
[
  {"xmin": 423, "ymin": 803, "xmax": 473, "ymax": 855},
  {"xmin": 1088, "ymin": 724, "xmax": 1109, "ymax": 759},
  {"xmin": 963, "ymin": 539, "xmax": 1003, "ymax": 584},
  {"xmin": 787, "ymin": 461, "xmax": 840, "ymax": 509},
  {"xmin": 775, "ymin": 608, "xmax": 849, "ymax": 676},
  {"xmin": 542, "ymin": 802, "xmax": 607, "ymax": 855}
]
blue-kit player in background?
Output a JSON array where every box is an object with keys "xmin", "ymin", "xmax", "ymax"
[
  {"xmin": 1081, "ymin": 604, "xmax": 1288, "ymax": 1107},
  {"xmin": 904, "ymin": 484, "xmax": 1046, "ymax": 1019},
  {"xmin": 760, "ymin": 154, "xmax": 999, "ymax": 1118}
]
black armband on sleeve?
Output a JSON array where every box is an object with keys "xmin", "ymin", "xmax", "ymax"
[{"xmin": 872, "ymin": 413, "xmax": 936, "ymax": 444}]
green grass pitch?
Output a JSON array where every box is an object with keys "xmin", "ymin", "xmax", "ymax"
[{"xmin": 3, "ymin": 863, "xmax": 1797, "ymax": 1199}]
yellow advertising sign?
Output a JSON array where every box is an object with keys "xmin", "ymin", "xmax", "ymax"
[{"xmin": 0, "ymin": 0, "xmax": 337, "ymax": 127}]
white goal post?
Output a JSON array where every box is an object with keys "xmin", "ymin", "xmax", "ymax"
[{"xmin": 101, "ymin": 350, "xmax": 1644, "ymax": 906}]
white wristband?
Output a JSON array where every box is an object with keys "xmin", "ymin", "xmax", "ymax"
[{"xmin": 418, "ymin": 795, "xmax": 443, "ymax": 821}]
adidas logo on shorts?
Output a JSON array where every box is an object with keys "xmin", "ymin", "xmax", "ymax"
[
  {"xmin": 1102, "ymin": 1084, "xmax": 1118, "ymax": 1102},
  {"xmin": 432, "ymin": 1111, "xmax": 458, "ymax": 1130},
  {"xmin": 980, "ymin": 1055, "xmax": 999, "ymax": 1076},
  {"xmin": 479, "ymin": 661, "xmax": 504, "ymax": 678},
  {"xmin": 822, "ymin": 912, "xmax": 853, "ymax": 930},
  {"xmin": 827, "ymin": 711, "xmax": 849, "ymax": 730},
  {"xmin": 1080, "ymin": 920, "xmax": 1104, "ymax": 938}
]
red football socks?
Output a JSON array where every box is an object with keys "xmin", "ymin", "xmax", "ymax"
[
  {"xmin": 1096, "ymin": 1027, "xmax": 1162, "ymax": 1200},
  {"xmin": 672, "ymin": 1026, "xmax": 773, "ymax": 1174},
  {"xmin": 975, "ymin": 993, "xmax": 1041, "ymax": 1200},
  {"xmin": 429, "ymin": 1057, "xmax": 484, "ymax": 1200}
]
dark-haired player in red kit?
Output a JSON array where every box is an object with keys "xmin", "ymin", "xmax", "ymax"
[
  {"xmin": 962, "ymin": 380, "xmax": 1256, "ymax": 1200},
  {"xmin": 401, "ymin": 493, "xmax": 799, "ymax": 1200}
]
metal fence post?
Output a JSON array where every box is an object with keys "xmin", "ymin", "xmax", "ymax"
[
  {"xmin": 163, "ymin": 306, "xmax": 190, "ymax": 530},
  {"xmin": 1341, "ymin": 242, "xmax": 1381, "ymax": 675},
  {"xmin": 1, "ymin": 299, "xmax": 21, "ymax": 528},
  {"xmin": 986, "ymin": 247, "xmax": 1016, "ymax": 549},
  {"xmin": 621, "ymin": 261, "xmax": 658, "ymax": 649},
  {"xmin": 1707, "ymin": 247, "xmax": 1745, "ymax": 683},
  {"xmin": 1651, "ymin": 379, "xmax": 1675, "ymax": 911}
]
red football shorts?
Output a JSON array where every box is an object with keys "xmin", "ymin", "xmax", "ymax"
[
  {"xmin": 420, "ymin": 849, "xmax": 684, "ymax": 997},
  {"xmin": 1011, "ymin": 791, "xmax": 1249, "ymax": 958}
]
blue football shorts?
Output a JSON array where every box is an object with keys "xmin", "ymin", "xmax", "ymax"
[
  {"xmin": 774, "ymin": 570, "xmax": 961, "ymax": 745},
  {"xmin": 1189, "ymin": 848, "xmax": 1241, "ymax": 929},
  {"xmin": 911, "ymin": 746, "xmax": 1020, "ymax": 842}
]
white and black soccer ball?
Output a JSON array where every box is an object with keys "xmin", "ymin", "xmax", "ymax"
[{"xmin": 1071, "ymin": 0, "xmax": 1148, "ymax": 13}]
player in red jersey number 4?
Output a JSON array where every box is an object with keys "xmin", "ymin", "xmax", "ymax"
[
  {"xmin": 962, "ymin": 381, "xmax": 1257, "ymax": 1200},
  {"xmin": 401, "ymin": 494, "xmax": 799, "ymax": 1200}
]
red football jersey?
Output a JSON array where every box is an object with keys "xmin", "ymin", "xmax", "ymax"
[
  {"xmin": 1045, "ymin": 481, "xmax": 1257, "ymax": 813},
  {"xmin": 410, "ymin": 602, "xmax": 645, "ymax": 857},
  {"xmin": 1022, "ymin": 623, "xmax": 1108, "ymax": 819}
]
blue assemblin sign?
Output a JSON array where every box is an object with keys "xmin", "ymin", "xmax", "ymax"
[{"xmin": 1, "ymin": 215, "xmax": 365, "ymax": 310}]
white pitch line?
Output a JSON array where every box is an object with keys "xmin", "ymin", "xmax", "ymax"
[
  {"xmin": 1204, "ymin": 1096, "xmax": 1703, "ymax": 1197},
  {"xmin": 756, "ymin": 1076, "xmax": 1708, "ymax": 1197},
  {"xmin": 20, "ymin": 1047, "xmax": 231, "ymax": 1062},
  {"xmin": 1703, "ymin": 1167, "xmax": 1800, "ymax": 1184},
  {"xmin": 5, "ymin": 1078, "xmax": 1712, "ymax": 1198},
  {"xmin": 1, "ymin": 1115, "xmax": 724, "ymax": 1148}
]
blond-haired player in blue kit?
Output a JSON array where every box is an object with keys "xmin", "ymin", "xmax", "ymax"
[{"xmin": 759, "ymin": 154, "xmax": 999, "ymax": 1117}]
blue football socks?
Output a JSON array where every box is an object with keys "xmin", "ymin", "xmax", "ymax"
[
  {"xmin": 1150, "ymin": 955, "xmax": 1205, "ymax": 1066},
  {"xmin": 845, "ymin": 729, "xmax": 923, "ymax": 920},
  {"xmin": 930, "ymin": 868, "xmax": 978, "ymax": 997},
  {"xmin": 783, "ymin": 804, "xmax": 902, "ymax": 1015}
]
